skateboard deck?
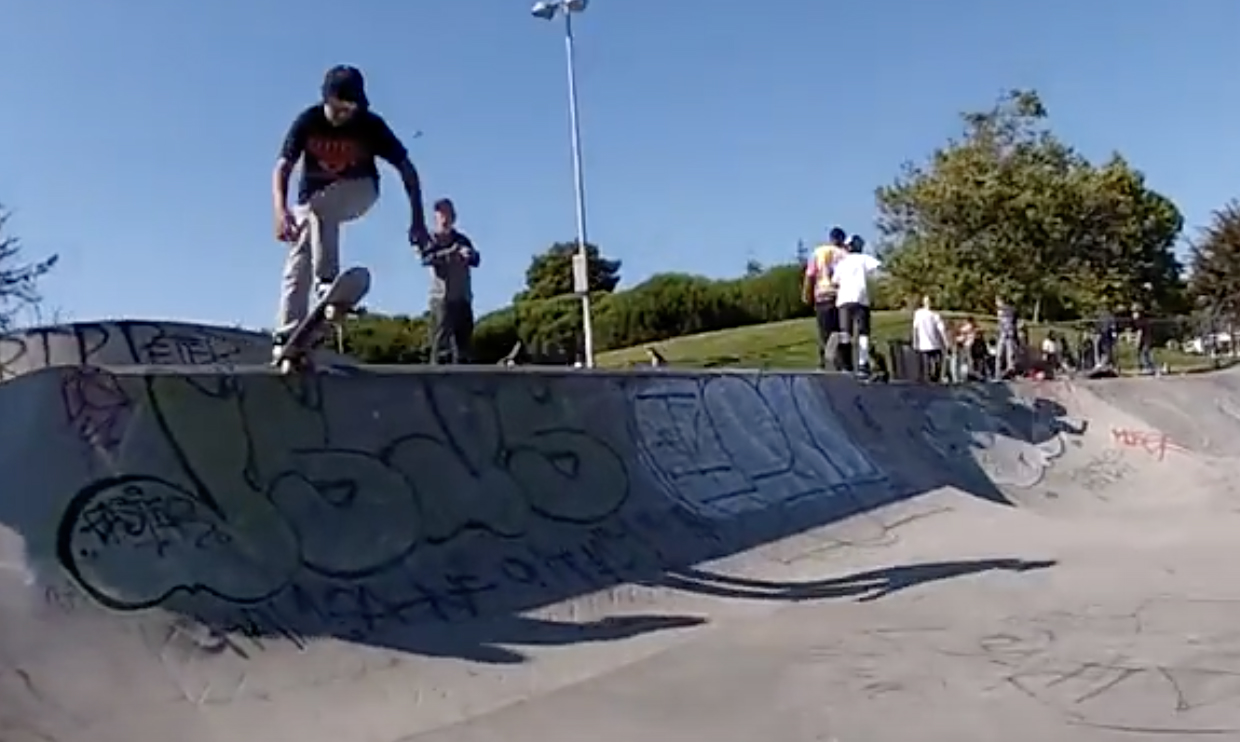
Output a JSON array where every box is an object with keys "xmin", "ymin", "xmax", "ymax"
[{"xmin": 273, "ymin": 266, "xmax": 371, "ymax": 373}]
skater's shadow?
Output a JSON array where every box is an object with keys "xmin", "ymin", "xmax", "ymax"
[
  {"xmin": 659, "ymin": 558, "xmax": 1057, "ymax": 603},
  {"xmin": 385, "ymin": 613, "xmax": 708, "ymax": 664}
]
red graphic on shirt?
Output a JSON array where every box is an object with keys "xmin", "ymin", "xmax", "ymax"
[{"xmin": 306, "ymin": 137, "xmax": 365, "ymax": 175}]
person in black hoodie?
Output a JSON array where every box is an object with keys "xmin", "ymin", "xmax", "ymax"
[{"xmin": 424, "ymin": 198, "xmax": 480, "ymax": 364}]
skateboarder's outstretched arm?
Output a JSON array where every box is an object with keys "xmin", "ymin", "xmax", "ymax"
[
  {"xmin": 368, "ymin": 117, "xmax": 429, "ymax": 247},
  {"xmin": 271, "ymin": 108, "xmax": 314, "ymax": 240}
]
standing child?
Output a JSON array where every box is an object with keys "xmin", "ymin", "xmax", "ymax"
[{"xmin": 425, "ymin": 198, "xmax": 479, "ymax": 364}]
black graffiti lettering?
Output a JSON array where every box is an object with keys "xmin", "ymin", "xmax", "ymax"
[
  {"xmin": 0, "ymin": 334, "xmax": 26, "ymax": 379},
  {"xmin": 499, "ymin": 556, "xmax": 546, "ymax": 588},
  {"xmin": 135, "ymin": 329, "xmax": 238, "ymax": 367},
  {"xmin": 286, "ymin": 583, "xmax": 331, "ymax": 625},
  {"xmin": 586, "ymin": 524, "xmax": 640, "ymax": 573},
  {"xmin": 440, "ymin": 573, "xmax": 496, "ymax": 620},
  {"xmin": 211, "ymin": 605, "xmax": 310, "ymax": 653},
  {"xmin": 48, "ymin": 365, "xmax": 750, "ymax": 656},
  {"xmin": 398, "ymin": 580, "xmax": 454, "ymax": 623},
  {"xmin": 60, "ymin": 366, "xmax": 133, "ymax": 451},
  {"xmin": 74, "ymin": 323, "xmax": 113, "ymax": 365},
  {"xmin": 226, "ymin": 609, "xmax": 276, "ymax": 655},
  {"xmin": 377, "ymin": 575, "xmax": 499, "ymax": 625},
  {"xmin": 1, "ymin": 320, "xmax": 286, "ymax": 379},
  {"xmin": 148, "ymin": 325, "xmax": 249, "ymax": 365},
  {"xmin": 323, "ymin": 584, "xmax": 390, "ymax": 637},
  {"xmin": 20, "ymin": 326, "xmax": 68, "ymax": 369},
  {"xmin": 73, "ymin": 484, "xmax": 223, "ymax": 559},
  {"xmin": 578, "ymin": 542, "xmax": 624, "ymax": 583},
  {"xmin": 527, "ymin": 544, "xmax": 597, "ymax": 587}
]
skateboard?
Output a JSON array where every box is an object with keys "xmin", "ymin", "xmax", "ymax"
[{"xmin": 273, "ymin": 266, "xmax": 371, "ymax": 374}]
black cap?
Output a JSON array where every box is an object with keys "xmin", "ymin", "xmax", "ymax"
[
  {"xmin": 828, "ymin": 227, "xmax": 846, "ymax": 243},
  {"xmin": 322, "ymin": 65, "xmax": 369, "ymax": 108}
]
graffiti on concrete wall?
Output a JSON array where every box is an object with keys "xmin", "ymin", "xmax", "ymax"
[
  {"xmin": 0, "ymin": 320, "xmax": 268, "ymax": 380},
  {"xmin": 629, "ymin": 375, "xmax": 888, "ymax": 518},
  {"xmin": 60, "ymin": 366, "xmax": 136, "ymax": 453},
  {"xmin": 40, "ymin": 366, "xmax": 1096, "ymax": 664},
  {"xmin": 1109, "ymin": 427, "xmax": 1184, "ymax": 461},
  {"xmin": 50, "ymin": 371, "xmax": 729, "ymax": 656}
]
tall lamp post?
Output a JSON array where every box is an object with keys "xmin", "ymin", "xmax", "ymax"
[{"xmin": 531, "ymin": 0, "xmax": 595, "ymax": 368}]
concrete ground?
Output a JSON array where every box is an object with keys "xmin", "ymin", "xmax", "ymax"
[{"xmin": 1, "ymin": 321, "xmax": 1238, "ymax": 741}]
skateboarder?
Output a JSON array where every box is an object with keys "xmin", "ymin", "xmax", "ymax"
[
  {"xmin": 425, "ymin": 198, "xmax": 479, "ymax": 364},
  {"xmin": 270, "ymin": 64, "xmax": 430, "ymax": 356}
]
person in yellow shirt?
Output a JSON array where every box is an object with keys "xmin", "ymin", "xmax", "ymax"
[{"xmin": 802, "ymin": 227, "xmax": 849, "ymax": 370}]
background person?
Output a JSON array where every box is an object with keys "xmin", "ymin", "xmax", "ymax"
[
  {"xmin": 1095, "ymin": 307, "xmax": 1119, "ymax": 370},
  {"xmin": 1041, "ymin": 330, "xmax": 1062, "ymax": 372},
  {"xmin": 995, "ymin": 296, "xmax": 1019, "ymax": 379},
  {"xmin": 802, "ymin": 227, "xmax": 848, "ymax": 370},
  {"xmin": 1131, "ymin": 304, "xmax": 1156, "ymax": 374},
  {"xmin": 425, "ymin": 198, "xmax": 479, "ymax": 364},
  {"xmin": 833, "ymin": 234, "xmax": 882, "ymax": 377},
  {"xmin": 911, "ymin": 295, "xmax": 948, "ymax": 382}
]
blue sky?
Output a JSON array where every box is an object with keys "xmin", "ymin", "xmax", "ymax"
[{"xmin": 1, "ymin": 0, "xmax": 1237, "ymax": 329}]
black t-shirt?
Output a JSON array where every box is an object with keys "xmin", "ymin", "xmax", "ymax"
[{"xmin": 280, "ymin": 105, "xmax": 408, "ymax": 203}]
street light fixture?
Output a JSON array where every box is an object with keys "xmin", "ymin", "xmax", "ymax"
[{"xmin": 530, "ymin": 0, "xmax": 596, "ymax": 368}]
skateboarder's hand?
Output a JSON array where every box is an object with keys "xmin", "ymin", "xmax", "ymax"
[
  {"xmin": 274, "ymin": 209, "xmax": 300, "ymax": 242},
  {"xmin": 408, "ymin": 222, "xmax": 431, "ymax": 250}
]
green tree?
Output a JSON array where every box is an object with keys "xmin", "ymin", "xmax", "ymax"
[
  {"xmin": 875, "ymin": 89, "xmax": 1183, "ymax": 321},
  {"xmin": 1188, "ymin": 200, "xmax": 1240, "ymax": 318},
  {"xmin": 343, "ymin": 313, "xmax": 429, "ymax": 363},
  {"xmin": 519, "ymin": 241, "xmax": 621, "ymax": 302},
  {"xmin": 0, "ymin": 208, "xmax": 58, "ymax": 331}
]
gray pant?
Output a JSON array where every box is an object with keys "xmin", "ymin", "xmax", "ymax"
[
  {"xmin": 428, "ymin": 298, "xmax": 474, "ymax": 364},
  {"xmin": 996, "ymin": 336, "xmax": 1019, "ymax": 378},
  {"xmin": 277, "ymin": 178, "xmax": 378, "ymax": 334}
]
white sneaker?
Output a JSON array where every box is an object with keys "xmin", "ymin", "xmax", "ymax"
[{"xmin": 271, "ymin": 330, "xmax": 291, "ymax": 362}]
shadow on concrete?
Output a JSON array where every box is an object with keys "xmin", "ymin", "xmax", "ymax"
[
  {"xmin": 811, "ymin": 378, "xmax": 1083, "ymax": 511},
  {"xmin": 661, "ymin": 558, "xmax": 1058, "ymax": 603},
  {"xmin": 332, "ymin": 614, "xmax": 708, "ymax": 665}
]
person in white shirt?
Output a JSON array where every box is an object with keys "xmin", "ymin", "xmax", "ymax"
[
  {"xmin": 832, "ymin": 234, "xmax": 882, "ymax": 376},
  {"xmin": 911, "ymin": 295, "xmax": 948, "ymax": 382}
]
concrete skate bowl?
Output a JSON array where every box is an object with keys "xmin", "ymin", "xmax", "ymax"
[
  {"xmin": 0, "ymin": 364, "xmax": 1208, "ymax": 741},
  {"xmin": 0, "ymin": 320, "xmax": 350, "ymax": 380},
  {"xmin": 1084, "ymin": 364, "xmax": 1240, "ymax": 458}
]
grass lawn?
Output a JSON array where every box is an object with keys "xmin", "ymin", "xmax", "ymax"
[{"xmin": 595, "ymin": 310, "xmax": 1229, "ymax": 374}]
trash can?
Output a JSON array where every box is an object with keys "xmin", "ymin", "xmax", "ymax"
[{"xmin": 887, "ymin": 340, "xmax": 921, "ymax": 382}]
